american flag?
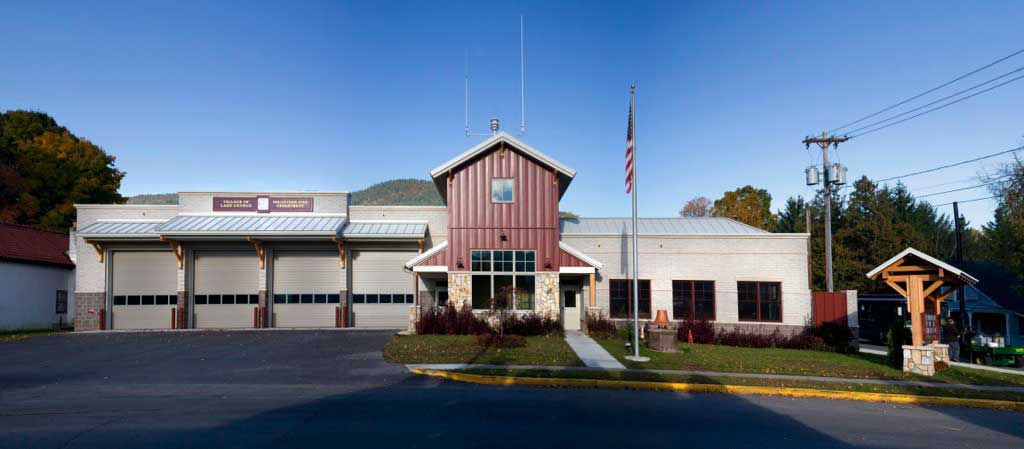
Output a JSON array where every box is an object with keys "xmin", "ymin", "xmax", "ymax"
[{"xmin": 625, "ymin": 100, "xmax": 634, "ymax": 194}]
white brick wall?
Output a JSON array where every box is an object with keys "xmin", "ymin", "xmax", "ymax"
[
  {"xmin": 348, "ymin": 206, "xmax": 448, "ymax": 248},
  {"xmin": 562, "ymin": 234, "xmax": 812, "ymax": 326},
  {"xmin": 73, "ymin": 205, "xmax": 179, "ymax": 293}
]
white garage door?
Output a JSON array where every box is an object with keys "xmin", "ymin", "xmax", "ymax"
[
  {"xmin": 193, "ymin": 251, "xmax": 259, "ymax": 329},
  {"xmin": 272, "ymin": 251, "xmax": 343, "ymax": 328},
  {"xmin": 111, "ymin": 251, "xmax": 178, "ymax": 330},
  {"xmin": 351, "ymin": 250, "xmax": 417, "ymax": 328}
]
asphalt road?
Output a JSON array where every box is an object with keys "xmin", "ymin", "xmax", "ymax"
[{"xmin": 1, "ymin": 330, "xmax": 1023, "ymax": 449}]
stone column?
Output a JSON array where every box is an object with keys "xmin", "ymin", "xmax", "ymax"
[
  {"xmin": 535, "ymin": 272, "xmax": 559, "ymax": 320},
  {"xmin": 931, "ymin": 343, "xmax": 950, "ymax": 364},
  {"xmin": 448, "ymin": 273, "xmax": 471, "ymax": 310},
  {"xmin": 903, "ymin": 345, "xmax": 936, "ymax": 376}
]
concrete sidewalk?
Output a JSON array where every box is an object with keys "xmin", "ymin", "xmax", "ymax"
[
  {"xmin": 405, "ymin": 363, "xmax": 1024, "ymax": 393},
  {"xmin": 563, "ymin": 330, "xmax": 626, "ymax": 369}
]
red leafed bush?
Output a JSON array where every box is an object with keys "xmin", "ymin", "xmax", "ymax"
[
  {"xmin": 586, "ymin": 312, "xmax": 618, "ymax": 339},
  {"xmin": 500, "ymin": 313, "xmax": 563, "ymax": 336},
  {"xmin": 676, "ymin": 320, "xmax": 716, "ymax": 344},
  {"xmin": 415, "ymin": 304, "xmax": 490, "ymax": 335}
]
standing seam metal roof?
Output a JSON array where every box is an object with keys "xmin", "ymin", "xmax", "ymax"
[
  {"xmin": 154, "ymin": 215, "xmax": 346, "ymax": 234},
  {"xmin": 558, "ymin": 217, "xmax": 770, "ymax": 235},
  {"xmin": 77, "ymin": 221, "xmax": 167, "ymax": 236},
  {"xmin": 342, "ymin": 222, "xmax": 427, "ymax": 237}
]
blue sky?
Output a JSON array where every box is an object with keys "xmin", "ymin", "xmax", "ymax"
[{"xmin": 2, "ymin": 1, "xmax": 1021, "ymax": 228}]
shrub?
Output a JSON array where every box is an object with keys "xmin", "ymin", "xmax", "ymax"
[
  {"xmin": 676, "ymin": 320, "xmax": 715, "ymax": 344},
  {"xmin": 475, "ymin": 333, "xmax": 527, "ymax": 348},
  {"xmin": 500, "ymin": 312, "xmax": 563, "ymax": 337},
  {"xmin": 712, "ymin": 328, "xmax": 830, "ymax": 351},
  {"xmin": 415, "ymin": 304, "xmax": 490, "ymax": 335},
  {"xmin": 586, "ymin": 313, "xmax": 617, "ymax": 339},
  {"xmin": 808, "ymin": 322, "xmax": 853, "ymax": 353},
  {"xmin": 934, "ymin": 361, "xmax": 950, "ymax": 372},
  {"xmin": 886, "ymin": 319, "xmax": 912, "ymax": 368}
]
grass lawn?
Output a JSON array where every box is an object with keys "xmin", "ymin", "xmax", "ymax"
[
  {"xmin": 383, "ymin": 334, "xmax": 583, "ymax": 366},
  {"xmin": 0, "ymin": 328, "xmax": 67, "ymax": 343},
  {"xmin": 596, "ymin": 336, "xmax": 1024, "ymax": 387},
  {"xmin": 454, "ymin": 367, "xmax": 1024, "ymax": 404}
]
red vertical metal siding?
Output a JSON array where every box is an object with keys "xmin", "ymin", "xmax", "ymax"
[
  {"xmin": 558, "ymin": 248, "xmax": 592, "ymax": 267},
  {"xmin": 812, "ymin": 292, "xmax": 849, "ymax": 327},
  {"xmin": 421, "ymin": 247, "xmax": 450, "ymax": 266},
  {"xmin": 447, "ymin": 144, "xmax": 561, "ymax": 271}
]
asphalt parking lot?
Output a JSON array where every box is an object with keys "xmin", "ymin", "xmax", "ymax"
[{"xmin": 2, "ymin": 330, "xmax": 1023, "ymax": 449}]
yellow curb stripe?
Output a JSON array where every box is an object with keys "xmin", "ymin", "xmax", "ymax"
[{"xmin": 411, "ymin": 369, "xmax": 1024, "ymax": 412}]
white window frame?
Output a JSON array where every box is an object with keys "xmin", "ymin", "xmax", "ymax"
[
  {"xmin": 470, "ymin": 249, "xmax": 535, "ymax": 311},
  {"xmin": 491, "ymin": 178, "xmax": 514, "ymax": 203}
]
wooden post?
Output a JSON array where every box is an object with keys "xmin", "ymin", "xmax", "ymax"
[
  {"xmin": 907, "ymin": 275, "xmax": 926, "ymax": 346},
  {"xmin": 589, "ymin": 273, "xmax": 596, "ymax": 307}
]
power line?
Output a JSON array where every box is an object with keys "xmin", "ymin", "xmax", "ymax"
[
  {"xmin": 873, "ymin": 145, "xmax": 1024, "ymax": 183},
  {"xmin": 846, "ymin": 68, "xmax": 1024, "ymax": 138},
  {"xmin": 911, "ymin": 174, "xmax": 1012, "ymax": 192},
  {"xmin": 830, "ymin": 47, "xmax": 1024, "ymax": 134},
  {"xmin": 932, "ymin": 196, "xmax": 999, "ymax": 207},
  {"xmin": 916, "ymin": 178, "xmax": 1009, "ymax": 198}
]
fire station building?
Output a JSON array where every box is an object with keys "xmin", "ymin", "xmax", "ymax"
[{"xmin": 73, "ymin": 133, "xmax": 811, "ymax": 333}]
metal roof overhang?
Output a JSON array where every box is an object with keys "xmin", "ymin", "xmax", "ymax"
[
  {"xmin": 77, "ymin": 220, "xmax": 167, "ymax": 242},
  {"xmin": 153, "ymin": 214, "xmax": 347, "ymax": 240},
  {"xmin": 341, "ymin": 221, "xmax": 427, "ymax": 241}
]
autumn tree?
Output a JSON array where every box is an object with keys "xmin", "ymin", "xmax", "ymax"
[
  {"xmin": 713, "ymin": 185, "xmax": 776, "ymax": 231},
  {"xmin": 679, "ymin": 196, "xmax": 713, "ymax": 217},
  {"xmin": 0, "ymin": 110, "xmax": 124, "ymax": 230}
]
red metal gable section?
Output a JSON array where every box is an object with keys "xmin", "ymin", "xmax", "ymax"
[
  {"xmin": 447, "ymin": 142, "xmax": 561, "ymax": 271},
  {"xmin": 0, "ymin": 223, "xmax": 74, "ymax": 268},
  {"xmin": 559, "ymin": 247, "xmax": 596, "ymax": 268}
]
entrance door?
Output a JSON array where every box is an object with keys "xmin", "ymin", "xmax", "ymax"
[{"xmin": 563, "ymin": 289, "xmax": 580, "ymax": 331}]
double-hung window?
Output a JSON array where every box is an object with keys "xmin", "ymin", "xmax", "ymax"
[
  {"xmin": 491, "ymin": 178, "xmax": 514, "ymax": 203},
  {"xmin": 672, "ymin": 280, "xmax": 715, "ymax": 321},
  {"xmin": 471, "ymin": 250, "xmax": 535, "ymax": 310},
  {"xmin": 737, "ymin": 281, "xmax": 781, "ymax": 322},
  {"xmin": 609, "ymin": 279, "xmax": 651, "ymax": 319}
]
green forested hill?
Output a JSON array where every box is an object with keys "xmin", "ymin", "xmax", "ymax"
[
  {"xmin": 350, "ymin": 179, "xmax": 443, "ymax": 206},
  {"xmin": 125, "ymin": 193, "xmax": 178, "ymax": 205},
  {"xmin": 127, "ymin": 179, "xmax": 443, "ymax": 206}
]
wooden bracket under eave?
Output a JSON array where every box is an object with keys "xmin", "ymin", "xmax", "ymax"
[
  {"xmin": 551, "ymin": 169, "xmax": 558, "ymax": 185},
  {"xmin": 247, "ymin": 237, "xmax": 266, "ymax": 269},
  {"xmin": 418, "ymin": 239, "xmax": 424, "ymax": 254},
  {"xmin": 89, "ymin": 241, "xmax": 104, "ymax": 263},
  {"xmin": 331, "ymin": 237, "xmax": 346, "ymax": 269},
  {"xmin": 500, "ymin": 141, "xmax": 506, "ymax": 159},
  {"xmin": 162, "ymin": 238, "xmax": 184, "ymax": 269},
  {"xmin": 447, "ymin": 170, "xmax": 453, "ymax": 185}
]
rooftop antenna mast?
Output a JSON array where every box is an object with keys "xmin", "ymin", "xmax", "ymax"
[{"xmin": 464, "ymin": 15, "xmax": 527, "ymax": 138}]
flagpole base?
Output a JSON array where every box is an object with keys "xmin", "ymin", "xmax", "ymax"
[{"xmin": 624, "ymin": 355, "xmax": 651, "ymax": 362}]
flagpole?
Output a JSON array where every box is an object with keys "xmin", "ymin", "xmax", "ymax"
[
  {"xmin": 626, "ymin": 83, "xmax": 634, "ymax": 358},
  {"xmin": 629, "ymin": 83, "xmax": 643, "ymax": 361}
]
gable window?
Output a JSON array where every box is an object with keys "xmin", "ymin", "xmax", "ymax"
[
  {"xmin": 609, "ymin": 279, "xmax": 651, "ymax": 319},
  {"xmin": 471, "ymin": 250, "xmax": 535, "ymax": 310},
  {"xmin": 672, "ymin": 280, "xmax": 715, "ymax": 321},
  {"xmin": 737, "ymin": 281, "xmax": 781, "ymax": 322},
  {"xmin": 492, "ymin": 178, "xmax": 514, "ymax": 203}
]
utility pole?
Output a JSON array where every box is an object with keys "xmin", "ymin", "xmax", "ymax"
[
  {"xmin": 803, "ymin": 131, "xmax": 848, "ymax": 293},
  {"xmin": 953, "ymin": 201, "xmax": 969, "ymax": 334}
]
